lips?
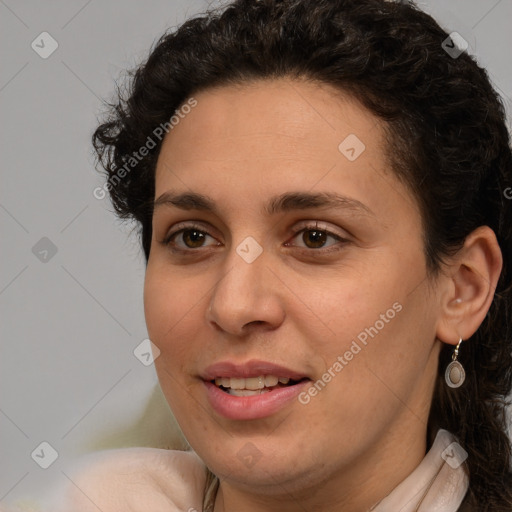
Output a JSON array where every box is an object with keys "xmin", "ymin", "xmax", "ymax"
[
  {"xmin": 200, "ymin": 360, "xmax": 311, "ymax": 420},
  {"xmin": 200, "ymin": 359, "xmax": 310, "ymax": 381}
]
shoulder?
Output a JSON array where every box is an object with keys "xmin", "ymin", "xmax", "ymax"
[{"xmin": 41, "ymin": 447, "xmax": 207, "ymax": 512}]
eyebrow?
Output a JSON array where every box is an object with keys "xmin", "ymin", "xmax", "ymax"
[{"xmin": 153, "ymin": 190, "xmax": 375, "ymax": 218}]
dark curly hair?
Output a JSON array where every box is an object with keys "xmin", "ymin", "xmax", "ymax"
[{"xmin": 92, "ymin": 0, "xmax": 512, "ymax": 509}]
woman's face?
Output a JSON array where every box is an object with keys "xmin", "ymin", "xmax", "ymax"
[{"xmin": 144, "ymin": 78, "xmax": 444, "ymax": 495}]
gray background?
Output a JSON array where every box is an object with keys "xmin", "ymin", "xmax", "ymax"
[{"xmin": 1, "ymin": 0, "xmax": 511, "ymax": 505}]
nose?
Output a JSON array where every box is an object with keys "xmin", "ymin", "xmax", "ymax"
[{"xmin": 207, "ymin": 246, "xmax": 286, "ymax": 336}]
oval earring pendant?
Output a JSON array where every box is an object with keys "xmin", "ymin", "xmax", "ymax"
[{"xmin": 445, "ymin": 360, "xmax": 465, "ymax": 388}]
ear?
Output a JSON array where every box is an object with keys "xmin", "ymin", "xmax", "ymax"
[{"xmin": 436, "ymin": 226, "xmax": 503, "ymax": 345}]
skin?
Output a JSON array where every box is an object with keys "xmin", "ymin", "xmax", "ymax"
[{"xmin": 143, "ymin": 77, "xmax": 502, "ymax": 512}]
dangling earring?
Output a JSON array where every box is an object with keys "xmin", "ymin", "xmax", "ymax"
[{"xmin": 445, "ymin": 337, "xmax": 466, "ymax": 388}]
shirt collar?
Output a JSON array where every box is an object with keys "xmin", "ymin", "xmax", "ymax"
[{"xmin": 374, "ymin": 429, "xmax": 469, "ymax": 512}]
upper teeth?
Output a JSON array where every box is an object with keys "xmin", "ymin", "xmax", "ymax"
[{"xmin": 214, "ymin": 375, "xmax": 291, "ymax": 390}]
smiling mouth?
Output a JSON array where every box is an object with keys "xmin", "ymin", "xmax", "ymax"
[{"xmin": 211, "ymin": 375, "xmax": 309, "ymax": 396}]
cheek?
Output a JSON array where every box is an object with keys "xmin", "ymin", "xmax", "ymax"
[
  {"xmin": 305, "ymin": 263, "xmax": 432, "ymax": 404},
  {"xmin": 143, "ymin": 263, "xmax": 220, "ymax": 381},
  {"xmin": 144, "ymin": 263, "xmax": 199, "ymax": 337},
  {"xmin": 300, "ymin": 263, "xmax": 402, "ymax": 347},
  {"xmin": 143, "ymin": 267, "xmax": 204, "ymax": 416},
  {"xmin": 144, "ymin": 266, "xmax": 198, "ymax": 369},
  {"xmin": 318, "ymin": 291, "xmax": 435, "ymax": 432},
  {"xmin": 143, "ymin": 268, "xmax": 172, "ymax": 341}
]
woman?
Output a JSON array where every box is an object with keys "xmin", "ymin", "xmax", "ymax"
[{"xmin": 45, "ymin": 0, "xmax": 512, "ymax": 510}]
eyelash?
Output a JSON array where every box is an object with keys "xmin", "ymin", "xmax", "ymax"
[{"xmin": 160, "ymin": 221, "xmax": 348, "ymax": 255}]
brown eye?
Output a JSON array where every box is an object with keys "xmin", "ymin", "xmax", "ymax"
[
  {"xmin": 285, "ymin": 223, "xmax": 348, "ymax": 254},
  {"xmin": 181, "ymin": 229, "xmax": 207, "ymax": 248},
  {"xmin": 162, "ymin": 223, "xmax": 220, "ymax": 251},
  {"xmin": 302, "ymin": 229, "xmax": 328, "ymax": 248}
]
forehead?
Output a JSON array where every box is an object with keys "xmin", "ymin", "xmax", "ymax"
[
  {"xmin": 152, "ymin": 78, "xmax": 420, "ymax": 229},
  {"xmin": 155, "ymin": 77, "xmax": 387, "ymax": 182}
]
